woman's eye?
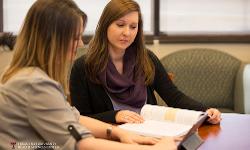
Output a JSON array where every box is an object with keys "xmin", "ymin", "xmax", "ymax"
[
  {"xmin": 117, "ymin": 24, "xmax": 124, "ymax": 27},
  {"xmin": 130, "ymin": 26, "xmax": 137, "ymax": 29}
]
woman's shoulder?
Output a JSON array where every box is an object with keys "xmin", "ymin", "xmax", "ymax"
[
  {"xmin": 2, "ymin": 67, "xmax": 64, "ymax": 99},
  {"xmin": 5, "ymin": 67, "xmax": 60, "ymax": 88},
  {"xmin": 73, "ymin": 54, "xmax": 87, "ymax": 68},
  {"xmin": 146, "ymin": 49, "xmax": 160, "ymax": 63},
  {"xmin": 71, "ymin": 54, "xmax": 88, "ymax": 79}
]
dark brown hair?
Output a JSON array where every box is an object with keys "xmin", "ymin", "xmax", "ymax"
[{"xmin": 85, "ymin": 0, "xmax": 155, "ymax": 84}]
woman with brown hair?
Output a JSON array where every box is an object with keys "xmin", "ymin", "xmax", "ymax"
[
  {"xmin": 0, "ymin": 0, "xmax": 177, "ymax": 149},
  {"xmin": 70, "ymin": 0, "xmax": 221, "ymax": 124}
]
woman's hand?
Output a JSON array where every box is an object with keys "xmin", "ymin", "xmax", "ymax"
[
  {"xmin": 112, "ymin": 126, "xmax": 159, "ymax": 145},
  {"xmin": 152, "ymin": 137, "xmax": 177, "ymax": 150},
  {"xmin": 115, "ymin": 110, "xmax": 144, "ymax": 123},
  {"xmin": 206, "ymin": 108, "xmax": 222, "ymax": 124}
]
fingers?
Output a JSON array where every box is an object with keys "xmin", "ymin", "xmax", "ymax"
[
  {"xmin": 174, "ymin": 136, "xmax": 183, "ymax": 142},
  {"xmin": 209, "ymin": 118, "xmax": 221, "ymax": 124},
  {"xmin": 160, "ymin": 137, "xmax": 176, "ymax": 143},
  {"xmin": 135, "ymin": 136, "xmax": 159, "ymax": 145},
  {"xmin": 118, "ymin": 130, "xmax": 159, "ymax": 145},
  {"xmin": 128, "ymin": 113, "xmax": 144, "ymax": 123},
  {"xmin": 116, "ymin": 110, "xmax": 144, "ymax": 123},
  {"xmin": 206, "ymin": 108, "xmax": 222, "ymax": 124},
  {"xmin": 154, "ymin": 137, "xmax": 177, "ymax": 149}
]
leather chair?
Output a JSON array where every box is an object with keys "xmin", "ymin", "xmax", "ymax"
[{"xmin": 159, "ymin": 48, "xmax": 247, "ymax": 113}]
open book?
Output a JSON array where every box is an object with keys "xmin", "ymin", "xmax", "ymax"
[{"xmin": 119, "ymin": 104, "xmax": 207, "ymax": 138}]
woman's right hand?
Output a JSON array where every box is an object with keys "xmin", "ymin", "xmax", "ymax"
[
  {"xmin": 153, "ymin": 137, "xmax": 177, "ymax": 150},
  {"xmin": 115, "ymin": 110, "xmax": 144, "ymax": 123}
]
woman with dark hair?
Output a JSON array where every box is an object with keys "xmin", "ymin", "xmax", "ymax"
[
  {"xmin": 70, "ymin": 0, "xmax": 221, "ymax": 124},
  {"xmin": 0, "ymin": 0, "xmax": 177, "ymax": 149}
]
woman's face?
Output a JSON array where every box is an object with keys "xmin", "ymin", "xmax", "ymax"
[
  {"xmin": 68, "ymin": 18, "xmax": 84, "ymax": 60},
  {"xmin": 107, "ymin": 11, "xmax": 139, "ymax": 52}
]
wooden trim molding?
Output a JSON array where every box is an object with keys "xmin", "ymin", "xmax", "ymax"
[
  {"xmin": 157, "ymin": 34, "xmax": 250, "ymax": 43},
  {"xmin": 83, "ymin": 34, "xmax": 250, "ymax": 45},
  {"xmin": 153, "ymin": 0, "xmax": 160, "ymax": 37},
  {"xmin": 0, "ymin": 0, "xmax": 3, "ymax": 32}
]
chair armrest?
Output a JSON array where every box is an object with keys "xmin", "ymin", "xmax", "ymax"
[{"xmin": 243, "ymin": 64, "xmax": 250, "ymax": 114}]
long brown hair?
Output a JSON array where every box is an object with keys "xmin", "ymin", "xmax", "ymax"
[
  {"xmin": 1, "ymin": 0, "xmax": 87, "ymax": 93},
  {"xmin": 85, "ymin": 0, "xmax": 155, "ymax": 85}
]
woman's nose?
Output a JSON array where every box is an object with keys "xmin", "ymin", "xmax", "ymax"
[{"xmin": 122, "ymin": 26, "xmax": 131, "ymax": 36}]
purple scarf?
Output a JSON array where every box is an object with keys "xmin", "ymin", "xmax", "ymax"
[{"xmin": 98, "ymin": 48, "xmax": 147, "ymax": 108}]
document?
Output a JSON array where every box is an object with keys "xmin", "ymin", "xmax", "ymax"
[{"xmin": 119, "ymin": 104, "xmax": 206, "ymax": 138}]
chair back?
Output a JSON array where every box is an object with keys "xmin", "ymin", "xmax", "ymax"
[{"xmin": 161, "ymin": 48, "xmax": 243, "ymax": 112}]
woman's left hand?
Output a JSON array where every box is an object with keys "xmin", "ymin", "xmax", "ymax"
[{"xmin": 206, "ymin": 108, "xmax": 222, "ymax": 124}]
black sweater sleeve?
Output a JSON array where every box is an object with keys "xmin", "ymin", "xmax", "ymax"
[
  {"xmin": 148, "ymin": 51, "xmax": 207, "ymax": 111},
  {"xmin": 70, "ymin": 56, "xmax": 118, "ymax": 123}
]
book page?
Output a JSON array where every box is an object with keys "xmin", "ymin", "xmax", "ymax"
[
  {"xmin": 119, "ymin": 105, "xmax": 205, "ymax": 138},
  {"xmin": 141, "ymin": 104, "xmax": 204, "ymax": 125},
  {"xmin": 119, "ymin": 120, "xmax": 192, "ymax": 138}
]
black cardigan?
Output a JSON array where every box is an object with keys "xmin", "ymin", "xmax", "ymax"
[{"xmin": 70, "ymin": 50, "xmax": 207, "ymax": 123}]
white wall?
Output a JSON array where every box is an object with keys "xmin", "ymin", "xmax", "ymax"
[{"xmin": 3, "ymin": 0, "xmax": 153, "ymax": 34}]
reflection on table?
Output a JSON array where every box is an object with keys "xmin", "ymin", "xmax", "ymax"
[{"xmin": 198, "ymin": 113, "xmax": 250, "ymax": 150}]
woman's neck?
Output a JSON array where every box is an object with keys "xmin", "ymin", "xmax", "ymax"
[
  {"xmin": 109, "ymin": 47, "xmax": 125, "ymax": 62},
  {"xmin": 108, "ymin": 48, "xmax": 125, "ymax": 74}
]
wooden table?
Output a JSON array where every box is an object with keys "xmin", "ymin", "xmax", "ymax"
[{"xmin": 198, "ymin": 113, "xmax": 250, "ymax": 150}]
